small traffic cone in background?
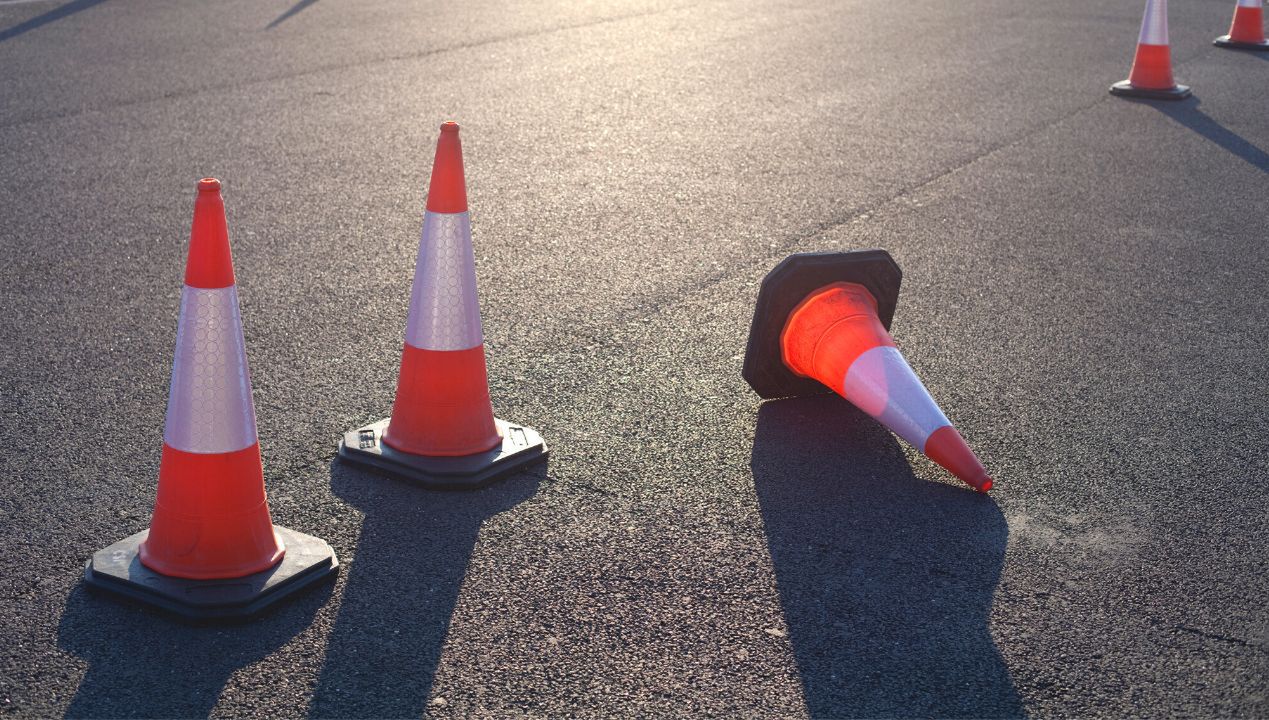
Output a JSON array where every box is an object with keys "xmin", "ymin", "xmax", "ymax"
[
  {"xmin": 743, "ymin": 251, "xmax": 993, "ymax": 493},
  {"xmin": 1110, "ymin": 0, "xmax": 1192, "ymax": 100},
  {"xmin": 339, "ymin": 122, "xmax": 547, "ymax": 488},
  {"xmin": 1215, "ymin": 0, "xmax": 1269, "ymax": 50},
  {"xmin": 83, "ymin": 179, "xmax": 338, "ymax": 620}
]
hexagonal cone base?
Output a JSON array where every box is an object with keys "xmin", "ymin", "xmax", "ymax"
[
  {"xmin": 1213, "ymin": 35, "xmax": 1269, "ymax": 50},
  {"xmin": 1109, "ymin": 80, "xmax": 1192, "ymax": 100},
  {"xmin": 338, "ymin": 417, "xmax": 547, "ymax": 489},
  {"xmin": 743, "ymin": 250, "xmax": 902, "ymax": 400},
  {"xmin": 83, "ymin": 526, "xmax": 338, "ymax": 622}
]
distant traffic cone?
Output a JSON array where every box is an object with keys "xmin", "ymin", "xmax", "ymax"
[
  {"xmin": 339, "ymin": 122, "xmax": 547, "ymax": 488},
  {"xmin": 83, "ymin": 178, "xmax": 338, "ymax": 620},
  {"xmin": 743, "ymin": 251, "xmax": 993, "ymax": 493},
  {"xmin": 1215, "ymin": 0, "xmax": 1269, "ymax": 50},
  {"xmin": 1110, "ymin": 0, "xmax": 1192, "ymax": 100}
]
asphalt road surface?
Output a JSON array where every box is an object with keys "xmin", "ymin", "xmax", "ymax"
[{"xmin": 2, "ymin": 0, "xmax": 1267, "ymax": 717}]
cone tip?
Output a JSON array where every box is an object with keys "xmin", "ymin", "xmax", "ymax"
[
  {"xmin": 440, "ymin": 121, "xmax": 460, "ymax": 133},
  {"xmin": 198, "ymin": 177, "xmax": 221, "ymax": 193},
  {"xmin": 976, "ymin": 477, "xmax": 994, "ymax": 493}
]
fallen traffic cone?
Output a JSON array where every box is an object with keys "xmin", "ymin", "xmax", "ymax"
[
  {"xmin": 743, "ymin": 251, "xmax": 993, "ymax": 493},
  {"xmin": 1215, "ymin": 0, "xmax": 1269, "ymax": 50},
  {"xmin": 1110, "ymin": 0, "xmax": 1192, "ymax": 100},
  {"xmin": 339, "ymin": 122, "xmax": 547, "ymax": 488},
  {"xmin": 83, "ymin": 178, "xmax": 338, "ymax": 620}
]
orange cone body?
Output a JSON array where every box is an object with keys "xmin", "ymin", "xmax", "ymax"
[
  {"xmin": 780, "ymin": 282, "xmax": 993, "ymax": 492},
  {"xmin": 138, "ymin": 179, "xmax": 284, "ymax": 580},
  {"xmin": 382, "ymin": 122, "xmax": 502, "ymax": 457},
  {"xmin": 1111, "ymin": 0, "xmax": 1191, "ymax": 98},
  {"xmin": 1230, "ymin": 2, "xmax": 1265, "ymax": 43},
  {"xmin": 1128, "ymin": 0, "xmax": 1176, "ymax": 89},
  {"xmin": 1216, "ymin": 0, "xmax": 1268, "ymax": 48}
]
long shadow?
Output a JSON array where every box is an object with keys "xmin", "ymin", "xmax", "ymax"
[
  {"xmin": 0, "ymin": 0, "xmax": 108, "ymax": 43},
  {"xmin": 308, "ymin": 459, "xmax": 542, "ymax": 719},
  {"xmin": 266, "ymin": 0, "xmax": 318, "ymax": 30},
  {"xmin": 1149, "ymin": 97, "xmax": 1269, "ymax": 173},
  {"xmin": 57, "ymin": 572, "xmax": 332, "ymax": 718},
  {"xmin": 752, "ymin": 396, "xmax": 1023, "ymax": 718}
]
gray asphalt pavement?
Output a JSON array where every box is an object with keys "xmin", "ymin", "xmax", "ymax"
[{"xmin": 2, "ymin": 0, "xmax": 1267, "ymax": 717}]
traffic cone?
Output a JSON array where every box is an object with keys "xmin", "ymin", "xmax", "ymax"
[
  {"xmin": 1215, "ymin": 0, "xmax": 1269, "ymax": 50},
  {"xmin": 743, "ymin": 251, "xmax": 993, "ymax": 493},
  {"xmin": 83, "ymin": 178, "xmax": 338, "ymax": 621},
  {"xmin": 1110, "ymin": 0, "xmax": 1192, "ymax": 100},
  {"xmin": 339, "ymin": 122, "xmax": 547, "ymax": 488}
]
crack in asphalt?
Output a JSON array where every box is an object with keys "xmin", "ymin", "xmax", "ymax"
[{"xmin": 0, "ymin": 0, "xmax": 706, "ymax": 130}]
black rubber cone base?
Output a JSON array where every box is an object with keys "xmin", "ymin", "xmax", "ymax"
[
  {"xmin": 743, "ymin": 250, "xmax": 902, "ymax": 400},
  {"xmin": 1109, "ymin": 80, "xmax": 1192, "ymax": 100},
  {"xmin": 338, "ymin": 417, "xmax": 547, "ymax": 489},
  {"xmin": 83, "ymin": 526, "xmax": 338, "ymax": 622},
  {"xmin": 1214, "ymin": 35, "xmax": 1269, "ymax": 50}
]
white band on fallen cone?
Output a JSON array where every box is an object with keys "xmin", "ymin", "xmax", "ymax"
[
  {"xmin": 841, "ymin": 346, "xmax": 951, "ymax": 452},
  {"xmin": 1237, "ymin": 0, "xmax": 1258, "ymax": 9},
  {"xmin": 163, "ymin": 285, "xmax": 259, "ymax": 454},
  {"xmin": 404, "ymin": 210, "xmax": 484, "ymax": 352},
  {"xmin": 1138, "ymin": 0, "xmax": 1170, "ymax": 45}
]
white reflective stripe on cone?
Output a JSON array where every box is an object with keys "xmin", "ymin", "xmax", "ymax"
[
  {"xmin": 1138, "ymin": 0, "xmax": 1169, "ymax": 45},
  {"xmin": 163, "ymin": 285, "xmax": 259, "ymax": 454},
  {"xmin": 1237, "ymin": 0, "xmax": 1259, "ymax": 9},
  {"xmin": 404, "ymin": 210, "xmax": 484, "ymax": 352},
  {"xmin": 841, "ymin": 346, "xmax": 951, "ymax": 452}
]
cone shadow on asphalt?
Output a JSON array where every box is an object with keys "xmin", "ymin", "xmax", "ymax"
[
  {"xmin": 0, "ymin": 0, "xmax": 109, "ymax": 43},
  {"xmin": 1142, "ymin": 97, "xmax": 1269, "ymax": 173},
  {"xmin": 266, "ymin": 0, "xmax": 318, "ymax": 30},
  {"xmin": 751, "ymin": 396, "xmax": 1023, "ymax": 718},
  {"xmin": 307, "ymin": 457, "xmax": 542, "ymax": 719},
  {"xmin": 56, "ymin": 574, "xmax": 333, "ymax": 718}
]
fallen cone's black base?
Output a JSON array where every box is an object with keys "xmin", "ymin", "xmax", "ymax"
[
  {"xmin": 1213, "ymin": 35, "xmax": 1269, "ymax": 50},
  {"xmin": 338, "ymin": 417, "xmax": 547, "ymax": 489},
  {"xmin": 83, "ymin": 526, "xmax": 338, "ymax": 622},
  {"xmin": 743, "ymin": 250, "xmax": 902, "ymax": 400},
  {"xmin": 1109, "ymin": 80, "xmax": 1192, "ymax": 100}
]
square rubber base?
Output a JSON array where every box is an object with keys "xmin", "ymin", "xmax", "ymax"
[
  {"xmin": 338, "ymin": 417, "xmax": 547, "ymax": 489},
  {"xmin": 1109, "ymin": 80, "xmax": 1192, "ymax": 100},
  {"xmin": 83, "ymin": 526, "xmax": 338, "ymax": 622},
  {"xmin": 743, "ymin": 250, "xmax": 902, "ymax": 400},
  {"xmin": 1213, "ymin": 35, "xmax": 1269, "ymax": 51}
]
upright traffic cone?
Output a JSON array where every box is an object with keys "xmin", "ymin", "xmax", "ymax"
[
  {"xmin": 1110, "ymin": 0, "xmax": 1192, "ymax": 100},
  {"xmin": 83, "ymin": 178, "xmax": 338, "ymax": 620},
  {"xmin": 339, "ymin": 122, "xmax": 547, "ymax": 488},
  {"xmin": 743, "ymin": 251, "xmax": 993, "ymax": 493},
  {"xmin": 1215, "ymin": 0, "xmax": 1269, "ymax": 50}
]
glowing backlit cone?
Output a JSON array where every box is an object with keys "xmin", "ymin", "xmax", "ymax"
[
  {"xmin": 743, "ymin": 251, "xmax": 993, "ymax": 493},
  {"xmin": 82, "ymin": 179, "xmax": 338, "ymax": 621},
  {"xmin": 1111, "ymin": 0, "xmax": 1191, "ymax": 100},
  {"xmin": 1215, "ymin": 0, "xmax": 1269, "ymax": 50},
  {"xmin": 338, "ymin": 122, "xmax": 547, "ymax": 488}
]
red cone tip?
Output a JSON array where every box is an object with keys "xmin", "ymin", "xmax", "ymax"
[
  {"xmin": 426, "ymin": 121, "xmax": 468, "ymax": 214},
  {"xmin": 184, "ymin": 177, "xmax": 236, "ymax": 289},
  {"xmin": 924, "ymin": 425, "xmax": 994, "ymax": 493}
]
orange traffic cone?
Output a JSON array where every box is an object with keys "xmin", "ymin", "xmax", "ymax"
[
  {"xmin": 84, "ymin": 178, "xmax": 338, "ymax": 620},
  {"xmin": 1215, "ymin": 0, "xmax": 1269, "ymax": 50},
  {"xmin": 339, "ymin": 122, "xmax": 547, "ymax": 488},
  {"xmin": 1110, "ymin": 0, "xmax": 1192, "ymax": 100},
  {"xmin": 743, "ymin": 251, "xmax": 993, "ymax": 493}
]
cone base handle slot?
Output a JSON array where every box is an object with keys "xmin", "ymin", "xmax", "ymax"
[
  {"xmin": 1213, "ymin": 35, "xmax": 1269, "ymax": 50},
  {"xmin": 83, "ymin": 526, "xmax": 338, "ymax": 622},
  {"xmin": 1109, "ymin": 80, "xmax": 1192, "ymax": 100},
  {"xmin": 338, "ymin": 417, "xmax": 547, "ymax": 489},
  {"xmin": 743, "ymin": 250, "xmax": 902, "ymax": 400}
]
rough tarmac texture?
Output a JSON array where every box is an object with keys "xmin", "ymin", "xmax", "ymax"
[{"xmin": 2, "ymin": 0, "xmax": 1267, "ymax": 717}]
